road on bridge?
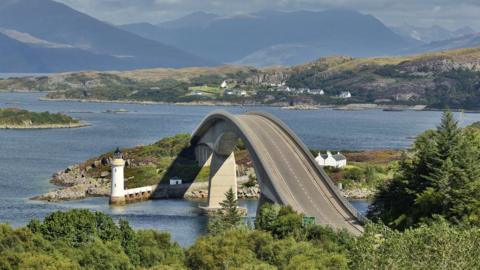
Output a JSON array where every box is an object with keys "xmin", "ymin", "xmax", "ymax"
[{"xmin": 238, "ymin": 114, "xmax": 364, "ymax": 234}]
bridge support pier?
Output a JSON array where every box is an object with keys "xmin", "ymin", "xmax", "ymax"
[{"xmin": 205, "ymin": 151, "xmax": 237, "ymax": 209}]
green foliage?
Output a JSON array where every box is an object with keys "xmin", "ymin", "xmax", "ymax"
[
  {"xmin": 187, "ymin": 229, "xmax": 348, "ymax": 270},
  {"xmin": 135, "ymin": 230, "xmax": 185, "ymax": 268},
  {"xmin": 20, "ymin": 209, "xmax": 187, "ymax": 269},
  {"xmin": 28, "ymin": 209, "xmax": 121, "ymax": 246},
  {"xmin": 427, "ymin": 69, "xmax": 480, "ymax": 109},
  {"xmin": 349, "ymin": 220, "xmax": 480, "ymax": 270},
  {"xmin": 368, "ymin": 111, "xmax": 480, "ymax": 229},
  {"xmin": 0, "ymin": 108, "xmax": 79, "ymax": 126},
  {"xmin": 82, "ymin": 134, "xmax": 203, "ymax": 189},
  {"xmin": 119, "ymin": 220, "xmax": 140, "ymax": 266},
  {"xmin": 5, "ymin": 206, "xmax": 480, "ymax": 269},
  {"xmin": 208, "ymin": 188, "xmax": 243, "ymax": 234}
]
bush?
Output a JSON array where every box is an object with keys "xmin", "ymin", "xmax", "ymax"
[{"xmin": 349, "ymin": 220, "xmax": 480, "ymax": 270}]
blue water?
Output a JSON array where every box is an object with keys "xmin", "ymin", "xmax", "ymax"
[{"xmin": 1, "ymin": 92, "xmax": 480, "ymax": 246}]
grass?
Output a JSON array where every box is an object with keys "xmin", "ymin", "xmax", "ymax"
[
  {"xmin": 79, "ymin": 134, "xmax": 204, "ymax": 189},
  {"xmin": 322, "ymin": 150, "xmax": 402, "ymax": 192},
  {"xmin": 188, "ymin": 85, "xmax": 223, "ymax": 95}
]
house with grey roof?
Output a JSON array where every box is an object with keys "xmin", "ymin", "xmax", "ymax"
[{"xmin": 315, "ymin": 151, "xmax": 347, "ymax": 168}]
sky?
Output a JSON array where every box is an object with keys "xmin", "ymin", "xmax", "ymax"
[{"xmin": 55, "ymin": 0, "xmax": 480, "ymax": 30}]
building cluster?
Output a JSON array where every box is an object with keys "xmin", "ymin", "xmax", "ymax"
[
  {"xmin": 315, "ymin": 151, "xmax": 347, "ymax": 168},
  {"xmin": 264, "ymin": 83, "xmax": 352, "ymax": 99}
]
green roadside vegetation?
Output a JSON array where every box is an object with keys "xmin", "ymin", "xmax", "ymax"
[
  {"xmin": 321, "ymin": 150, "xmax": 401, "ymax": 193},
  {"xmin": 0, "ymin": 107, "xmax": 82, "ymax": 128}
]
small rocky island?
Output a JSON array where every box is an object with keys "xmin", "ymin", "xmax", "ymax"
[
  {"xmin": 0, "ymin": 108, "xmax": 88, "ymax": 129},
  {"xmin": 34, "ymin": 133, "xmax": 401, "ymax": 202}
]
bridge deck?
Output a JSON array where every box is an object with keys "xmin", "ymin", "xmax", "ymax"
[
  {"xmin": 238, "ymin": 115, "xmax": 363, "ymax": 234},
  {"xmin": 192, "ymin": 110, "xmax": 364, "ymax": 235}
]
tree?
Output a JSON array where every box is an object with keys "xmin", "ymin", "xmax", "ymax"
[
  {"xmin": 368, "ymin": 111, "xmax": 480, "ymax": 229},
  {"xmin": 119, "ymin": 219, "xmax": 140, "ymax": 266},
  {"xmin": 207, "ymin": 188, "xmax": 243, "ymax": 234}
]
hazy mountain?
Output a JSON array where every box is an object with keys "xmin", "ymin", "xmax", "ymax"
[
  {"xmin": 0, "ymin": 0, "xmax": 212, "ymax": 72},
  {"xmin": 157, "ymin": 11, "xmax": 220, "ymax": 29},
  {"xmin": 121, "ymin": 9, "xmax": 416, "ymax": 66},
  {"xmin": 391, "ymin": 24, "xmax": 476, "ymax": 43},
  {"xmin": 406, "ymin": 33, "xmax": 480, "ymax": 54},
  {"xmin": 0, "ymin": 32, "xmax": 130, "ymax": 72}
]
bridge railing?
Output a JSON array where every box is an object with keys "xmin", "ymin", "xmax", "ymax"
[{"xmin": 248, "ymin": 111, "xmax": 368, "ymax": 225}]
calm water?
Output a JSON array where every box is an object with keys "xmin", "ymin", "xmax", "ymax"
[{"xmin": 1, "ymin": 92, "xmax": 480, "ymax": 246}]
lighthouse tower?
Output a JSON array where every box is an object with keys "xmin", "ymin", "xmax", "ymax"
[{"xmin": 110, "ymin": 148, "xmax": 125, "ymax": 205}]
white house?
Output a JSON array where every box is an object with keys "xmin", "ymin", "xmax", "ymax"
[
  {"xmin": 338, "ymin": 91, "xmax": 352, "ymax": 99},
  {"xmin": 310, "ymin": 89, "xmax": 325, "ymax": 95},
  {"xmin": 169, "ymin": 177, "xmax": 183, "ymax": 185},
  {"xmin": 221, "ymin": 80, "xmax": 228, "ymax": 88},
  {"xmin": 315, "ymin": 151, "xmax": 347, "ymax": 168}
]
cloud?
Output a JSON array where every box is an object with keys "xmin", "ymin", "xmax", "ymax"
[{"xmin": 55, "ymin": 0, "xmax": 480, "ymax": 30}]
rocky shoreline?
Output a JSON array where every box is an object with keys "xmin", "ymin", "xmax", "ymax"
[
  {"xmin": 41, "ymin": 96, "xmax": 431, "ymax": 112},
  {"xmin": 0, "ymin": 122, "xmax": 90, "ymax": 129},
  {"xmin": 33, "ymin": 158, "xmax": 373, "ymax": 202}
]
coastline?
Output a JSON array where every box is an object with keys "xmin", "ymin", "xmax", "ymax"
[
  {"xmin": 33, "ymin": 160, "xmax": 373, "ymax": 203},
  {"xmin": 41, "ymin": 96, "xmax": 431, "ymax": 111},
  {"xmin": 40, "ymin": 97, "xmax": 264, "ymax": 107},
  {"xmin": 0, "ymin": 122, "xmax": 90, "ymax": 129}
]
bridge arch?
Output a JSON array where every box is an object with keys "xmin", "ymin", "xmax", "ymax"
[{"xmin": 191, "ymin": 110, "xmax": 365, "ymax": 234}]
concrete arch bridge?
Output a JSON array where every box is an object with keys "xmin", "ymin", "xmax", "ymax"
[{"xmin": 191, "ymin": 110, "xmax": 365, "ymax": 234}]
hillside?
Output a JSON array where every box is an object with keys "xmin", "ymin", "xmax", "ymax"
[
  {"xmin": 121, "ymin": 9, "xmax": 415, "ymax": 66},
  {"xmin": 0, "ymin": 0, "xmax": 212, "ymax": 72},
  {"xmin": 1, "ymin": 47, "xmax": 480, "ymax": 109}
]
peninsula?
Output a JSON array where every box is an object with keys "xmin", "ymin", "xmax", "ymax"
[{"xmin": 0, "ymin": 108, "xmax": 88, "ymax": 129}]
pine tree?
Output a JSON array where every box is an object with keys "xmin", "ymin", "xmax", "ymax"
[
  {"xmin": 207, "ymin": 188, "xmax": 243, "ymax": 234},
  {"xmin": 219, "ymin": 188, "xmax": 242, "ymax": 227},
  {"xmin": 368, "ymin": 111, "xmax": 480, "ymax": 229}
]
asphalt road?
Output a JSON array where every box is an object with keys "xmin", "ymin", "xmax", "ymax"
[{"xmin": 238, "ymin": 114, "xmax": 364, "ymax": 234}]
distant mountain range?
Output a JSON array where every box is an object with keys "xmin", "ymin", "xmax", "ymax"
[
  {"xmin": 0, "ymin": 0, "xmax": 212, "ymax": 72},
  {"xmin": 121, "ymin": 9, "xmax": 417, "ymax": 66},
  {"xmin": 406, "ymin": 33, "xmax": 480, "ymax": 54},
  {"xmin": 391, "ymin": 24, "xmax": 476, "ymax": 43},
  {"xmin": 0, "ymin": 0, "xmax": 479, "ymax": 72}
]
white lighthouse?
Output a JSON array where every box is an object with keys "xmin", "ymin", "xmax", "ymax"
[{"xmin": 110, "ymin": 147, "xmax": 125, "ymax": 205}]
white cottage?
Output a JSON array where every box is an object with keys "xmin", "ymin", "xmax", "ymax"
[
  {"xmin": 315, "ymin": 151, "xmax": 347, "ymax": 168},
  {"xmin": 221, "ymin": 81, "xmax": 228, "ymax": 88},
  {"xmin": 338, "ymin": 91, "xmax": 352, "ymax": 99}
]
